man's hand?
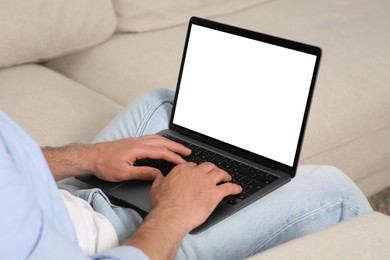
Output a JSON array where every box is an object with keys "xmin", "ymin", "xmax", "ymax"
[
  {"xmin": 93, "ymin": 135, "xmax": 191, "ymax": 182},
  {"xmin": 42, "ymin": 135, "xmax": 191, "ymax": 181},
  {"xmin": 150, "ymin": 162, "xmax": 242, "ymax": 233},
  {"xmin": 125, "ymin": 162, "xmax": 242, "ymax": 259}
]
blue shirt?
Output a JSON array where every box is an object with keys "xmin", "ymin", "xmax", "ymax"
[{"xmin": 0, "ymin": 111, "xmax": 148, "ymax": 260}]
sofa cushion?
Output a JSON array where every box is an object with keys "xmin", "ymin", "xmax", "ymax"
[
  {"xmin": 45, "ymin": 27, "xmax": 187, "ymax": 106},
  {"xmin": 248, "ymin": 212, "xmax": 390, "ymax": 259},
  {"xmin": 0, "ymin": 64, "xmax": 122, "ymax": 146},
  {"xmin": 0, "ymin": 0, "xmax": 116, "ymax": 69},
  {"xmin": 112, "ymin": 0, "xmax": 272, "ymax": 32}
]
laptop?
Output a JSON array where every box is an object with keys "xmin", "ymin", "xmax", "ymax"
[{"xmin": 77, "ymin": 17, "xmax": 322, "ymax": 234}]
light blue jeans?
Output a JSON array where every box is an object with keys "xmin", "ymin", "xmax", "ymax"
[{"xmin": 59, "ymin": 89, "xmax": 372, "ymax": 259}]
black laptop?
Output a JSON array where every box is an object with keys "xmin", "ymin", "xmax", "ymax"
[{"xmin": 77, "ymin": 17, "xmax": 321, "ymax": 234}]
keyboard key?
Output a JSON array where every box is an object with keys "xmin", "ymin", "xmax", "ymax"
[
  {"xmin": 234, "ymin": 193, "xmax": 249, "ymax": 200},
  {"xmin": 224, "ymin": 196, "xmax": 242, "ymax": 205}
]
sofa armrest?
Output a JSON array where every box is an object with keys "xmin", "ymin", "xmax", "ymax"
[{"xmin": 248, "ymin": 212, "xmax": 390, "ymax": 259}]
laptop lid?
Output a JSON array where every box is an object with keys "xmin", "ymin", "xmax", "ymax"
[{"xmin": 169, "ymin": 17, "xmax": 321, "ymax": 178}]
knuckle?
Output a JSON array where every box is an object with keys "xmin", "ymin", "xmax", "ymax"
[
  {"xmin": 175, "ymin": 163, "xmax": 189, "ymax": 171},
  {"xmin": 203, "ymin": 161, "xmax": 215, "ymax": 168}
]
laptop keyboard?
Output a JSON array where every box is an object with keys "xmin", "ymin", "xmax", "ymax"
[{"xmin": 135, "ymin": 134, "xmax": 279, "ymax": 205}]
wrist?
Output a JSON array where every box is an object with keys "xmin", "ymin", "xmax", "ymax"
[
  {"xmin": 88, "ymin": 142, "xmax": 104, "ymax": 174},
  {"xmin": 148, "ymin": 207, "xmax": 190, "ymax": 238},
  {"xmin": 66, "ymin": 143, "xmax": 99, "ymax": 174},
  {"xmin": 124, "ymin": 208, "xmax": 188, "ymax": 259}
]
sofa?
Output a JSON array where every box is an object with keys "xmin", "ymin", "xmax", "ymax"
[{"xmin": 1, "ymin": 0, "xmax": 389, "ymax": 258}]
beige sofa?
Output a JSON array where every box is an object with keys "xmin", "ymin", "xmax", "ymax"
[{"xmin": 1, "ymin": 0, "xmax": 389, "ymax": 258}]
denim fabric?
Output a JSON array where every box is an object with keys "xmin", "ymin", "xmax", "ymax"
[{"xmin": 59, "ymin": 89, "xmax": 373, "ymax": 259}]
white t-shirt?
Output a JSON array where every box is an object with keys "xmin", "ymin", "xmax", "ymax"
[{"xmin": 60, "ymin": 190, "xmax": 119, "ymax": 256}]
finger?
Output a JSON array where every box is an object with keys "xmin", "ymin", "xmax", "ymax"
[
  {"xmin": 140, "ymin": 135, "xmax": 192, "ymax": 156},
  {"xmin": 196, "ymin": 162, "xmax": 218, "ymax": 173},
  {"xmin": 151, "ymin": 170, "xmax": 164, "ymax": 190},
  {"xmin": 170, "ymin": 162, "xmax": 196, "ymax": 174},
  {"xmin": 127, "ymin": 166, "xmax": 162, "ymax": 181},
  {"xmin": 217, "ymin": 182, "xmax": 243, "ymax": 198},
  {"xmin": 186, "ymin": 162, "xmax": 197, "ymax": 167},
  {"xmin": 162, "ymin": 140, "xmax": 191, "ymax": 157},
  {"xmin": 142, "ymin": 146, "xmax": 187, "ymax": 165},
  {"xmin": 208, "ymin": 168, "xmax": 232, "ymax": 184}
]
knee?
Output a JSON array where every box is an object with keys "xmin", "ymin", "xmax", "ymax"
[
  {"xmin": 298, "ymin": 165, "xmax": 350, "ymax": 184},
  {"xmin": 141, "ymin": 88, "xmax": 175, "ymax": 102},
  {"xmin": 299, "ymin": 165, "xmax": 356, "ymax": 192},
  {"xmin": 298, "ymin": 165, "xmax": 372, "ymax": 214}
]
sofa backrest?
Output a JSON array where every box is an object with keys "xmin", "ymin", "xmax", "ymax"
[{"xmin": 0, "ymin": 0, "xmax": 116, "ymax": 69}]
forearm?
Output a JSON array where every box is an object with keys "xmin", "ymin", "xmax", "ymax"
[
  {"xmin": 123, "ymin": 209, "xmax": 187, "ymax": 260},
  {"xmin": 42, "ymin": 144, "xmax": 99, "ymax": 181}
]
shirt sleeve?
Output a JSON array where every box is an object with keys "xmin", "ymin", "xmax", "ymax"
[
  {"xmin": 0, "ymin": 111, "xmax": 149, "ymax": 260},
  {"xmin": 92, "ymin": 246, "xmax": 149, "ymax": 260}
]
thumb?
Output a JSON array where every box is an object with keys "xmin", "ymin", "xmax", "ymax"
[
  {"xmin": 128, "ymin": 166, "xmax": 161, "ymax": 181},
  {"xmin": 151, "ymin": 170, "xmax": 164, "ymax": 189}
]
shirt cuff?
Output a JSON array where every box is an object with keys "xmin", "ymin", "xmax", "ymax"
[{"xmin": 92, "ymin": 246, "xmax": 149, "ymax": 260}]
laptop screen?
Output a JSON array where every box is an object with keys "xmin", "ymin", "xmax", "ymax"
[{"xmin": 172, "ymin": 23, "xmax": 318, "ymax": 167}]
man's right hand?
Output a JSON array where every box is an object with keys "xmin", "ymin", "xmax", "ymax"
[
  {"xmin": 150, "ymin": 162, "xmax": 242, "ymax": 234},
  {"xmin": 124, "ymin": 162, "xmax": 242, "ymax": 259}
]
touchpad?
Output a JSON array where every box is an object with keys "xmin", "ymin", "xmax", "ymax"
[{"xmin": 110, "ymin": 180, "xmax": 153, "ymax": 213}]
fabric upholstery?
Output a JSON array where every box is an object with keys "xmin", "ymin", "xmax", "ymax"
[
  {"xmin": 45, "ymin": 27, "xmax": 187, "ymax": 105},
  {"xmin": 0, "ymin": 65, "xmax": 122, "ymax": 146},
  {"xmin": 112, "ymin": 0, "xmax": 272, "ymax": 32},
  {"xmin": 0, "ymin": 0, "xmax": 116, "ymax": 69},
  {"xmin": 248, "ymin": 212, "xmax": 390, "ymax": 259}
]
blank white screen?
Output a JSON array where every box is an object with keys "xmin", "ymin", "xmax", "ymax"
[{"xmin": 173, "ymin": 25, "xmax": 317, "ymax": 166}]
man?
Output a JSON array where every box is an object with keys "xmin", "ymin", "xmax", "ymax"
[{"xmin": 1, "ymin": 89, "xmax": 372, "ymax": 259}]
